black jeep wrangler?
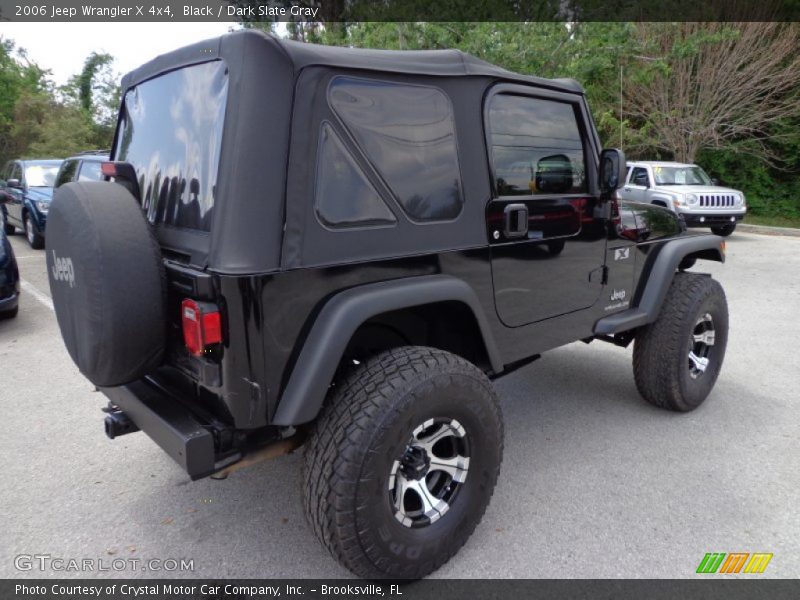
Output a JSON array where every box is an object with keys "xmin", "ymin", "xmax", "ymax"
[{"xmin": 46, "ymin": 30, "xmax": 728, "ymax": 579}]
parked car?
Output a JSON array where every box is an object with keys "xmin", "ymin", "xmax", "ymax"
[
  {"xmin": 46, "ymin": 31, "xmax": 729, "ymax": 579},
  {"xmin": 617, "ymin": 161, "xmax": 746, "ymax": 236},
  {"xmin": 0, "ymin": 226, "xmax": 20, "ymax": 319},
  {"xmin": 54, "ymin": 151, "xmax": 110, "ymax": 189},
  {"xmin": 0, "ymin": 159, "xmax": 63, "ymax": 248}
]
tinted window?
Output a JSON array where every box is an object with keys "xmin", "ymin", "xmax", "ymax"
[
  {"xmin": 631, "ymin": 167, "xmax": 649, "ymax": 186},
  {"xmin": 329, "ymin": 77, "xmax": 463, "ymax": 222},
  {"xmin": 55, "ymin": 160, "xmax": 79, "ymax": 188},
  {"xmin": 115, "ymin": 61, "xmax": 228, "ymax": 231},
  {"xmin": 78, "ymin": 161, "xmax": 103, "ymax": 182},
  {"xmin": 315, "ymin": 123, "xmax": 396, "ymax": 228},
  {"xmin": 489, "ymin": 95, "xmax": 586, "ymax": 196}
]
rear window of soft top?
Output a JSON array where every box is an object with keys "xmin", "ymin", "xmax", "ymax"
[{"xmin": 114, "ymin": 61, "xmax": 228, "ymax": 232}]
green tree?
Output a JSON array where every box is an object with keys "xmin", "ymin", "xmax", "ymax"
[
  {"xmin": 63, "ymin": 52, "xmax": 120, "ymax": 149},
  {"xmin": 0, "ymin": 39, "xmax": 119, "ymax": 164},
  {"xmin": 0, "ymin": 38, "xmax": 54, "ymax": 163},
  {"xmin": 623, "ymin": 22, "xmax": 800, "ymax": 164},
  {"xmin": 12, "ymin": 91, "xmax": 94, "ymax": 158}
]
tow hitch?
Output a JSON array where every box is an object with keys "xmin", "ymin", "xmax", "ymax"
[{"xmin": 103, "ymin": 408, "xmax": 139, "ymax": 439}]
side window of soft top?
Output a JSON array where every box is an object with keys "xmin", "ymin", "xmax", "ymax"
[
  {"xmin": 314, "ymin": 122, "xmax": 397, "ymax": 229},
  {"xmin": 328, "ymin": 76, "xmax": 464, "ymax": 223}
]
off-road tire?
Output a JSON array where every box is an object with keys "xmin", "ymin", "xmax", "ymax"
[
  {"xmin": 303, "ymin": 346, "xmax": 503, "ymax": 579},
  {"xmin": 711, "ymin": 223, "xmax": 736, "ymax": 237},
  {"xmin": 633, "ymin": 273, "xmax": 728, "ymax": 411}
]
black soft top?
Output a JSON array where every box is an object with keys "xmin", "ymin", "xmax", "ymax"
[
  {"xmin": 121, "ymin": 29, "xmax": 583, "ymax": 95},
  {"xmin": 117, "ymin": 30, "xmax": 587, "ymax": 274}
]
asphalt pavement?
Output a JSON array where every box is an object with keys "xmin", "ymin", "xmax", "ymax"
[{"xmin": 1, "ymin": 231, "xmax": 798, "ymax": 579}]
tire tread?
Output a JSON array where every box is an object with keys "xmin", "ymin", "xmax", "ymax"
[
  {"xmin": 633, "ymin": 272, "xmax": 726, "ymax": 411},
  {"xmin": 303, "ymin": 346, "xmax": 502, "ymax": 579}
]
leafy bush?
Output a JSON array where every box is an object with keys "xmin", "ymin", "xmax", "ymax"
[{"xmin": 698, "ymin": 145, "xmax": 800, "ymax": 218}]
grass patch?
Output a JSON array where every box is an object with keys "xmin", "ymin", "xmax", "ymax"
[{"xmin": 744, "ymin": 214, "xmax": 800, "ymax": 229}]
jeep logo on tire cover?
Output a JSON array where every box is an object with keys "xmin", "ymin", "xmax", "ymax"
[
  {"xmin": 51, "ymin": 250, "xmax": 75, "ymax": 288},
  {"xmin": 610, "ymin": 288, "xmax": 626, "ymax": 301}
]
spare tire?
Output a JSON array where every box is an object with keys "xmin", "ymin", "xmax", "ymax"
[{"xmin": 46, "ymin": 181, "xmax": 166, "ymax": 387}]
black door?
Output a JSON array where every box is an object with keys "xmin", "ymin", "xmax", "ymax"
[{"xmin": 486, "ymin": 89, "xmax": 607, "ymax": 327}]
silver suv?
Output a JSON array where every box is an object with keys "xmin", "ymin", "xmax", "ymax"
[{"xmin": 618, "ymin": 161, "xmax": 746, "ymax": 236}]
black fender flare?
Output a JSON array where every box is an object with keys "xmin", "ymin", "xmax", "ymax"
[
  {"xmin": 594, "ymin": 234, "xmax": 725, "ymax": 335},
  {"xmin": 271, "ymin": 274, "xmax": 503, "ymax": 426}
]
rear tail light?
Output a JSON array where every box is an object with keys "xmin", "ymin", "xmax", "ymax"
[
  {"xmin": 100, "ymin": 162, "xmax": 118, "ymax": 177},
  {"xmin": 181, "ymin": 299, "xmax": 222, "ymax": 356}
]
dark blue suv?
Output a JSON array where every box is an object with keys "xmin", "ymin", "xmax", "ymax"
[{"xmin": 1, "ymin": 159, "xmax": 63, "ymax": 249}]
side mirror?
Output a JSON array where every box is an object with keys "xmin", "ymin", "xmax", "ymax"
[
  {"xmin": 7, "ymin": 178, "xmax": 22, "ymax": 189},
  {"xmin": 711, "ymin": 177, "xmax": 720, "ymax": 186},
  {"xmin": 599, "ymin": 149, "xmax": 626, "ymax": 198},
  {"xmin": 535, "ymin": 153, "xmax": 574, "ymax": 194}
]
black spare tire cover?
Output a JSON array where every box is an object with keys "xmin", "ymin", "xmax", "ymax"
[{"xmin": 46, "ymin": 181, "xmax": 166, "ymax": 386}]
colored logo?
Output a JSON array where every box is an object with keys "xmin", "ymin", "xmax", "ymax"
[{"xmin": 696, "ymin": 552, "xmax": 773, "ymax": 574}]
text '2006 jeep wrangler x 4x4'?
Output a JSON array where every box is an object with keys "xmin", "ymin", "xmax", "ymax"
[{"xmin": 46, "ymin": 31, "xmax": 729, "ymax": 579}]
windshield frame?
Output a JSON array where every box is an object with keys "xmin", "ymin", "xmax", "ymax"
[
  {"xmin": 24, "ymin": 161, "xmax": 62, "ymax": 188},
  {"xmin": 652, "ymin": 165, "xmax": 713, "ymax": 186}
]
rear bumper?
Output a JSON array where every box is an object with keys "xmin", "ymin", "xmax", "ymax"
[
  {"xmin": 682, "ymin": 212, "xmax": 745, "ymax": 227},
  {"xmin": 100, "ymin": 378, "xmax": 216, "ymax": 479}
]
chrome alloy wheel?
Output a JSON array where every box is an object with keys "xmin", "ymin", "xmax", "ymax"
[
  {"xmin": 688, "ymin": 313, "xmax": 715, "ymax": 379},
  {"xmin": 389, "ymin": 418, "xmax": 470, "ymax": 528}
]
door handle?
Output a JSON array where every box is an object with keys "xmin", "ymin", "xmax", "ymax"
[{"xmin": 503, "ymin": 203, "xmax": 528, "ymax": 238}]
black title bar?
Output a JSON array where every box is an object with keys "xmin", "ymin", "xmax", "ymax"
[
  {"xmin": 3, "ymin": 579, "xmax": 800, "ymax": 600},
  {"xmin": 1, "ymin": 0, "xmax": 799, "ymax": 22}
]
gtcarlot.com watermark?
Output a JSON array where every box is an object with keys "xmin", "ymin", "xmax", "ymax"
[{"xmin": 15, "ymin": 554, "xmax": 194, "ymax": 573}]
